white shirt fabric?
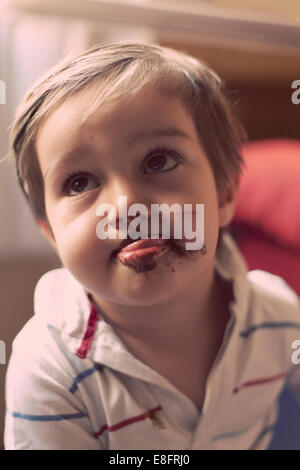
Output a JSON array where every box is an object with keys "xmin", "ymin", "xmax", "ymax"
[{"xmin": 4, "ymin": 232, "xmax": 300, "ymax": 450}]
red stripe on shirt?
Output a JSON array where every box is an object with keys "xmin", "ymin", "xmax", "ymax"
[
  {"xmin": 94, "ymin": 405, "xmax": 162, "ymax": 438},
  {"xmin": 94, "ymin": 424, "xmax": 108, "ymax": 438},
  {"xmin": 76, "ymin": 298, "xmax": 99, "ymax": 359},
  {"xmin": 233, "ymin": 372, "xmax": 286, "ymax": 394}
]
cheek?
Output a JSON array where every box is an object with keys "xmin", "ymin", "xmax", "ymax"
[
  {"xmin": 204, "ymin": 199, "xmax": 219, "ymax": 236},
  {"xmin": 51, "ymin": 211, "xmax": 105, "ymax": 271}
]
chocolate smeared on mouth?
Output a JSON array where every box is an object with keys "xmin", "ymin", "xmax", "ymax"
[
  {"xmin": 112, "ymin": 236, "xmax": 170, "ymax": 273},
  {"xmin": 187, "ymin": 242, "xmax": 207, "ymax": 258},
  {"xmin": 111, "ymin": 236, "xmax": 207, "ymax": 274},
  {"xmin": 118, "ymin": 254, "xmax": 157, "ymax": 273}
]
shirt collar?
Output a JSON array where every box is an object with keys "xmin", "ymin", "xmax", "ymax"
[{"xmin": 215, "ymin": 231, "xmax": 251, "ymax": 323}]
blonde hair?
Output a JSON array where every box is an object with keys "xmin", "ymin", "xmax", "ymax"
[{"xmin": 10, "ymin": 42, "xmax": 246, "ymax": 221}]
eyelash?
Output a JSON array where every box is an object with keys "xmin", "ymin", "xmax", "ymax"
[
  {"xmin": 60, "ymin": 145, "xmax": 183, "ymax": 196},
  {"xmin": 143, "ymin": 144, "xmax": 183, "ymax": 173}
]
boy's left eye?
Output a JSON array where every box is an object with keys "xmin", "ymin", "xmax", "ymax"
[{"xmin": 61, "ymin": 173, "xmax": 99, "ymax": 196}]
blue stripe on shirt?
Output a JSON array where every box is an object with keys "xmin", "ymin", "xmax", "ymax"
[
  {"xmin": 249, "ymin": 423, "xmax": 276, "ymax": 450},
  {"xmin": 212, "ymin": 426, "xmax": 251, "ymax": 441},
  {"xmin": 69, "ymin": 364, "xmax": 103, "ymax": 394},
  {"xmin": 212, "ymin": 422, "xmax": 276, "ymax": 447},
  {"xmin": 240, "ymin": 322, "xmax": 300, "ymax": 338},
  {"xmin": 11, "ymin": 411, "xmax": 87, "ymax": 422}
]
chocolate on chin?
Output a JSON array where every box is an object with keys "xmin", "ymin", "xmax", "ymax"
[{"xmin": 117, "ymin": 252, "xmax": 157, "ymax": 273}]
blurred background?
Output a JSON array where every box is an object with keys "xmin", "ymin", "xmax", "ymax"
[{"xmin": 0, "ymin": 0, "xmax": 300, "ymax": 450}]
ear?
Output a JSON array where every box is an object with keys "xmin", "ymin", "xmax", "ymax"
[
  {"xmin": 36, "ymin": 218, "xmax": 58, "ymax": 252},
  {"xmin": 217, "ymin": 173, "xmax": 240, "ymax": 228}
]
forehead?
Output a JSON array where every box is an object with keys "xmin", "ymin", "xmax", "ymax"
[{"xmin": 35, "ymin": 83, "xmax": 199, "ymax": 163}]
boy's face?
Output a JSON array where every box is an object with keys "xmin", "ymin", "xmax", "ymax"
[{"xmin": 35, "ymin": 83, "xmax": 238, "ymax": 307}]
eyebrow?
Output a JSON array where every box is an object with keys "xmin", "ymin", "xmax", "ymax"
[
  {"xmin": 44, "ymin": 127, "xmax": 191, "ymax": 180},
  {"xmin": 128, "ymin": 127, "xmax": 192, "ymax": 144},
  {"xmin": 43, "ymin": 147, "xmax": 87, "ymax": 181}
]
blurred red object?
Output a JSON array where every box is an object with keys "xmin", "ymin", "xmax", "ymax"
[{"xmin": 230, "ymin": 139, "xmax": 300, "ymax": 296}]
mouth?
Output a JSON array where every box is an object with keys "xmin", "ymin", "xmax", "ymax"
[
  {"xmin": 113, "ymin": 237, "xmax": 172, "ymax": 273},
  {"xmin": 110, "ymin": 236, "xmax": 202, "ymax": 273}
]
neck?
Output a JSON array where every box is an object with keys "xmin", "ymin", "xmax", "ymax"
[{"xmin": 92, "ymin": 265, "xmax": 230, "ymax": 362}]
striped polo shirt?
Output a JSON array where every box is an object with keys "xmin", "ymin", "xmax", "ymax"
[{"xmin": 4, "ymin": 233, "xmax": 300, "ymax": 450}]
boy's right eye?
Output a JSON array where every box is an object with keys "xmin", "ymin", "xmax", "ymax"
[{"xmin": 61, "ymin": 172, "xmax": 99, "ymax": 196}]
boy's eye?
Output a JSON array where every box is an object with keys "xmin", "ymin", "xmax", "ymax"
[
  {"xmin": 144, "ymin": 149, "xmax": 181, "ymax": 174},
  {"xmin": 61, "ymin": 173, "xmax": 99, "ymax": 196}
]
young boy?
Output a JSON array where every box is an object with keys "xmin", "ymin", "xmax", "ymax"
[{"xmin": 4, "ymin": 42, "xmax": 300, "ymax": 450}]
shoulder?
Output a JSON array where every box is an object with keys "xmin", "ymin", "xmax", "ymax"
[
  {"xmin": 8, "ymin": 267, "xmax": 90, "ymax": 385},
  {"xmin": 238, "ymin": 270, "xmax": 300, "ymax": 371},
  {"xmin": 6, "ymin": 274, "xmax": 98, "ymax": 423},
  {"xmin": 7, "ymin": 313, "xmax": 76, "ymax": 392},
  {"xmin": 247, "ymin": 269, "xmax": 300, "ymax": 323},
  {"xmin": 5, "ymin": 315, "xmax": 102, "ymax": 450},
  {"xmin": 33, "ymin": 267, "xmax": 84, "ymax": 327}
]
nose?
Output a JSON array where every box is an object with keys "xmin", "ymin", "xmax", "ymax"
[{"xmin": 98, "ymin": 176, "xmax": 153, "ymax": 232}]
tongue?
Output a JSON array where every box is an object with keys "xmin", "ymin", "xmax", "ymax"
[{"xmin": 118, "ymin": 238, "xmax": 169, "ymax": 253}]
